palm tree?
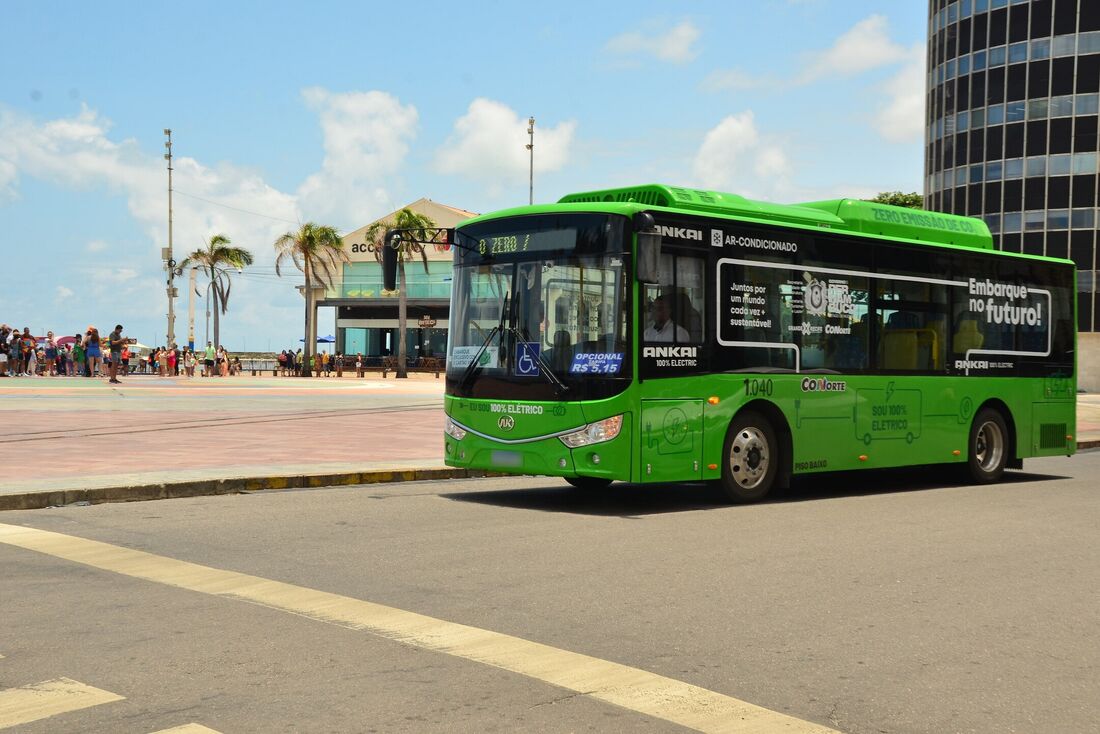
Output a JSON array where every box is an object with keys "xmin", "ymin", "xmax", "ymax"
[
  {"xmin": 273, "ymin": 222, "xmax": 347, "ymax": 377},
  {"xmin": 366, "ymin": 208, "xmax": 437, "ymax": 379},
  {"xmin": 180, "ymin": 234, "xmax": 254, "ymax": 350}
]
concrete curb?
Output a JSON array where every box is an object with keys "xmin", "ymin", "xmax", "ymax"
[
  {"xmin": 2, "ymin": 441, "xmax": 1096, "ymax": 511},
  {"xmin": 0, "ymin": 468, "xmax": 494, "ymax": 512}
]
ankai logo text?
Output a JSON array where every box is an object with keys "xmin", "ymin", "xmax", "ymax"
[
  {"xmin": 656, "ymin": 225, "xmax": 703, "ymax": 241},
  {"xmin": 643, "ymin": 346, "xmax": 698, "ymax": 358}
]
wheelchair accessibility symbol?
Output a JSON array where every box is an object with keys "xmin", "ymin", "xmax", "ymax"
[{"xmin": 514, "ymin": 342, "xmax": 541, "ymax": 377}]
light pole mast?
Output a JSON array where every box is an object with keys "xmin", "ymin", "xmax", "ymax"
[
  {"xmin": 164, "ymin": 129, "xmax": 177, "ymax": 347},
  {"xmin": 526, "ymin": 116, "xmax": 535, "ymax": 205},
  {"xmin": 187, "ymin": 266, "xmax": 198, "ymax": 351}
]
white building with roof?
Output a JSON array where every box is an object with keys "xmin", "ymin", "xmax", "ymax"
[{"xmin": 319, "ymin": 198, "xmax": 478, "ymax": 360}]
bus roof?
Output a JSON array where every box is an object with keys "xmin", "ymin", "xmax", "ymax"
[{"xmin": 556, "ymin": 183, "xmax": 995, "ymax": 251}]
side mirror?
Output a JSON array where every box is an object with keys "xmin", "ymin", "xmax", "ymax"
[
  {"xmin": 382, "ymin": 230, "xmax": 399, "ymax": 291},
  {"xmin": 633, "ymin": 212, "xmax": 660, "ymax": 284},
  {"xmin": 636, "ymin": 233, "xmax": 661, "ymax": 283}
]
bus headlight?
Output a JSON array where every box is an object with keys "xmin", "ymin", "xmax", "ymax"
[
  {"xmin": 559, "ymin": 415, "xmax": 623, "ymax": 448},
  {"xmin": 444, "ymin": 416, "xmax": 467, "ymax": 440}
]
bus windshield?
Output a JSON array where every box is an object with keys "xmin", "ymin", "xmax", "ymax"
[{"xmin": 447, "ymin": 213, "xmax": 631, "ymax": 400}]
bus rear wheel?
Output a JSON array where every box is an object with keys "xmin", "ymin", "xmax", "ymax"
[
  {"xmin": 565, "ymin": 477, "xmax": 613, "ymax": 490},
  {"xmin": 719, "ymin": 411, "xmax": 778, "ymax": 503},
  {"xmin": 966, "ymin": 408, "xmax": 1009, "ymax": 484}
]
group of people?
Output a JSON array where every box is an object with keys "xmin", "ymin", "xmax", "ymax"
[
  {"xmin": 0, "ymin": 324, "xmax": 240, "ymax": 380},
  {"xmin": 143, "ymin": 343, "xmax": 240, "ymax": 378},
  {"xmin": 1, "ymin": 324, "xmax": 129, "ymax": 382},
  {"xmin": 276, "ymin": 349, "xmax": 348, "ymax": 376}
]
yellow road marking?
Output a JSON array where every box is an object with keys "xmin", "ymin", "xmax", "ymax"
[
  {"xmin": 0, "ymin": 523, "xmax": 839, "ymax": 733},
  {"xmin": 0, "ymin": 677, "xmax": 124, "ymax": 729},
  {"xmin": 149, "ymin": 725, "xmax": 222, "ymax": 733}
]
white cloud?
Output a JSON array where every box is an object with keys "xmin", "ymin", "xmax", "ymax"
[
  {"xmin": 798, "ymin": 15, "xmax": 909, "ymax": 83},
  {"xmin": 692, "ymin": 112, "xmax": 792, "ymax": 199},
  {"xmin": 873, "ymin": 45, "xmax": 926, "ymax": 144},
  {"xmin": 0, "ymin": 87, "xmax": 425, "ymax": 347},
  {"xmin": 0, "ymin": 105, "xmax": 300, "ymax": 256},
  {"xmin": 297, "ymin": 88, "xmax": 418, "ymax": 227},
  {"xmin": 702, "ymin": 15, "xmax": 911, "ymax": 96},
  {"xmin": 435, "ymin": 99, "xmax": 576, "ymax": 193},
  {"xmin": 56, "ymin": 285, "xmax": 73, "ymax": 301},
  {"xmin": 606, "ymin": 20, "xmax": 701, "ymax": 64},
  {"xmin": 0, "ymin": 97, "xmax": 379, "ymax": 347}
]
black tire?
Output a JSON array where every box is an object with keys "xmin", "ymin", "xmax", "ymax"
[
  {"xmin": 565, "ymin": 477, "xmax": 613, "ymax": 490},
  {"xmin": 719, "ymin": 411, "xmax": 779, "ymax": 503},
  {"xmin": 966, "ymin": 408, "xmax": 1009, "ymax": 484}
]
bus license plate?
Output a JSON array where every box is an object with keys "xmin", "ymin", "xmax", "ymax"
[{"xmin": 491, "ymin": 450, "xmax": 522, "ymax": 467}]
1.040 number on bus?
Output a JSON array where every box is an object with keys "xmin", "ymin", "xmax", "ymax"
[{"xmin": 744, "ymin": 378, "xmax": 774, "ymax": 397}]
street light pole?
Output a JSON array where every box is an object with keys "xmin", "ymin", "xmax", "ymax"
[
  {"xmin": 204, "ymin": 280, "xmax": 212, "ymax": 346},
  {"xmin": 526, "ymin": 116, "xmax": 535, "ymax": 205},
  {"xmin": 187, "ymin": 265, "xmax": 198, "ymax": 351},
  {"xmin": 164, "ymin": 129, "xmax": 177, "ymax": 348}
]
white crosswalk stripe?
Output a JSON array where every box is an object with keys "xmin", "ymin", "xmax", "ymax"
[
  {"xmin": 0, "ymin": 677, "xmax": 124, "ymax": 729},
  {"xmin": 2, "ymin": 521, "xmax": 839, "ymax": 734}
]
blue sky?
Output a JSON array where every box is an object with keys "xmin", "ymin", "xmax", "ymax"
[{"xmin": 1, "ymin": 0, "xmax": 928, "ymax": 350}]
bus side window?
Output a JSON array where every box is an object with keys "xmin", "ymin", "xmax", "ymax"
[
  {"xmin": 953, "ymin": 316, "xmax": 984, "ymax": 353},
  {"xmin": 676, "ymin": 257, "xmax": 705, "ymax": 343},
  {"xmin": 823, "ymin": 286, "xmax": 870, "ymax": 370},
  {"xmin": 642, "ymin": 252, "xmax": 704, "ymax": 344},
  {"xmin": 874, "ymin": 279, "xmax": 947, "ymax": 372}
]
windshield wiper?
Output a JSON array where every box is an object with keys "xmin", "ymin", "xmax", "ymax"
[{"xmin": 457, "ymin": 291, "xmax": 509, "ymax": 391}]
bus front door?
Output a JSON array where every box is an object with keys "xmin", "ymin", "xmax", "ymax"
[{"xmin": 640, "ymin": 399, "xmax": 703, "ymax": 483}]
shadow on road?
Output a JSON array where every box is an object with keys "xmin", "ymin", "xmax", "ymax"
[{"xmin": 442, "ymin": 467, "xmax": 1069, "ymax": 517}]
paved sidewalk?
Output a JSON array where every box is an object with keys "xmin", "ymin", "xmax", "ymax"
[
  {"xmin": 1078, "ymin": 393, "xmax": 1100, "ymax": 447},
  {"xmin": 0, "ymin": 374, "xmax": 449, "ymax": 508},
  {"xmin": 1, "ymin": 373, "xmax": 1097, "ymax": 510}
]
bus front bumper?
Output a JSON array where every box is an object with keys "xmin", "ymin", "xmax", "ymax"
[{"xmin": 443, "ymin": 414, "xmax": 632, "ymax": 481}]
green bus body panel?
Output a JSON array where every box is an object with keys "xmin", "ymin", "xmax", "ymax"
[
  {"xmin": 446, "ymin": 183, "xmax": 1075, "ymax": 486},
  {"xmin": 444, "ymin": 376, "xmax": 1075, "ymax": 482},
  {"xmin": 555, "ymin": 183, "xmax": 994, "ymax": 250},
  {"xmin": 444, "ymin": 393, "xmax": 636, "ymax": 482},
  {"xmin": 797, "ymin": 198, "xmax": 994, "ymax": 250}
]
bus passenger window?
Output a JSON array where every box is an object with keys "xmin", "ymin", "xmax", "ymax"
[
  {"xmin": 643, "ymin": 253, "xmax": 704, "ymax": 343},
  {"xmin": 643, "ymin": 289, "xmax": 688, "ymax": 342},
  {"xmin": 953, "ymin": 317, "xmax": 984, "ymax": 353},
  {"xmin": 798, "ymin": 272, "xmax": 869, "ymax": 372},
  {"xmin": 875, "ymin": 279, "xmax": 947, "ymax": 372}
]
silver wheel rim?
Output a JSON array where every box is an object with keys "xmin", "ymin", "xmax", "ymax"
[
  {"xmin": 975, "ymin": 420, "xmax": 1004, "ymax": 473},
  {"xmin": 730, "ymin": 427, "xmax": 770, "ymax": 490}
]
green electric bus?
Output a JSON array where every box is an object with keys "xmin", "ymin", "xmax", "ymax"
[{"xmin": 440, "ymin": 184, "xmax": 1076, "ymax": 502}]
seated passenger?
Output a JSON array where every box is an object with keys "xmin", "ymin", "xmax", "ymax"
[{"xmin": 643, "ymin": 296, "xmax": 689, "ymax": 342}]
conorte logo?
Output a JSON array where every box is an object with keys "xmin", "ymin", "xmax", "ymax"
[{"xmin": 497, "ymin": 415, "xmax": 515, "ymax": 431}]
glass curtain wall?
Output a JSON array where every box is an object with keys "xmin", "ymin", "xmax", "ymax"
[{"xmin": 925, "ymin": 0, "xmax": 1100, "ymax": 329}]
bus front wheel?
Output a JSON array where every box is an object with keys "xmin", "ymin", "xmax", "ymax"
[
  {"xmin": 966, "ymin": 408, "xmax": 1009, "ymax": 484},
  {"xmin": 719, "ymin": 411, "xmax": 778, "ymax": 503}
]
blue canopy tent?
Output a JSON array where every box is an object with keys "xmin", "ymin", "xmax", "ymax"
[{"xmin": 300, "ymin": 334, "xmax": 336, "ymax": 353}]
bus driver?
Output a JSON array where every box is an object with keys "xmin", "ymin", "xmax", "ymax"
[{"xmin": 643, "ymin": 295, "xmax": 689, "ymax": 342}]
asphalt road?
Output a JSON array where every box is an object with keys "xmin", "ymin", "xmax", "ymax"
[{"xmin": 1, "ymin": 451, "xmax": 1097, "ymax": 733}]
